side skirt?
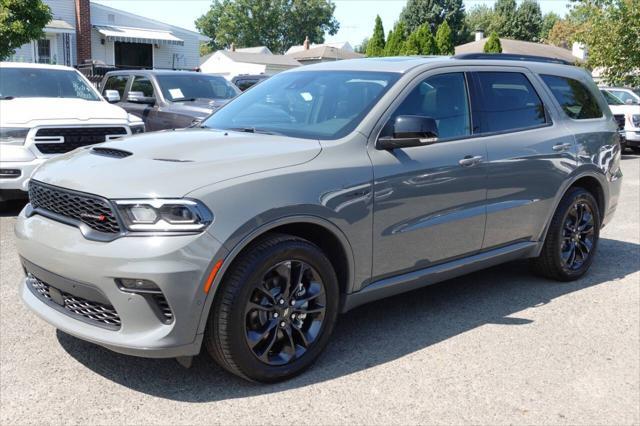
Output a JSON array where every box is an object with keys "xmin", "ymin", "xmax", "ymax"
[{"xmin": 341, "ymin": 241, "xmax": 539, "ymax": 312}]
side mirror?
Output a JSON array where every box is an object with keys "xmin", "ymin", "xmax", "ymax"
[
  {"xmin": 625, "ymin": 99, "xmax": 636, "ymax": 105},
  {"xmin": 376, "ymin": 115, "xmax": 439, "ymax": 150},
  {"xmin": 103, "ymin": 90, "xmax": 120, "ymax": 103},
  {"xmin": 127, "ymin": 91, "xmax": 156, "ymax": 105}
]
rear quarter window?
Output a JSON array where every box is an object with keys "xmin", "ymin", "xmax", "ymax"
[{"xmin": 541, "ymin": 75, "xmax": 603, "ymax": 120}]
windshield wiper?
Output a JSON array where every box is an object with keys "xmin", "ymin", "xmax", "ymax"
[
  {"xmin": 227, "ymin": 127, "xmax": 278, "ymax": 135},
  {"xmin": 172, "ymin": 97, "xmax": 197, "ymax": 102}
]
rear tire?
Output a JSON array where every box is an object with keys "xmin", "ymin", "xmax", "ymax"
[
  {"xmin": 205, "ymin": 233, "xmax": 339, "ymax": 383},
  {"xmin": 530, "ymin": 187, "xmax": 600, "ymax": 281}
]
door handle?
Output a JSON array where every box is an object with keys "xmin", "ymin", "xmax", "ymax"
[
  {"xmin": 552, "ymin": 143, "xmax": 573, "ymax": 152},
  {"xmin": 459, "ymin": 155, "xmax": 483, "ymax": 167}
]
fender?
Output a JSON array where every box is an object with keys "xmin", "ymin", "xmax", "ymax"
[
  {"xmin": 533, "ymin": 165, "xmax": 608, "ymax": 257},
  {"xmin": 194, "ymin": 214, "xmax": 356, "ymax": 335}
]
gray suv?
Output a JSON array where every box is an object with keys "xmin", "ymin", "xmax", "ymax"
[
  {"xmin": 16, "ymin": 56, "xmax": 622, "ymax": 383},
  {"xmin": 100, "ymin": 70, "xmax": 240, "ymax": 131}
]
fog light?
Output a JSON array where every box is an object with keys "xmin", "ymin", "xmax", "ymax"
[
  {"xmin": 116, "ymin": 278, "xmax": 161, "ymax": 294},
  {"xmin": 0, "ymin": 169, "xmax": 21, "ymax": 179}
]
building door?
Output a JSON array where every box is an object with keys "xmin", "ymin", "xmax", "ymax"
[{"xmin": 114, "ymin": 42, "xmax": 152, "ymax": 68}]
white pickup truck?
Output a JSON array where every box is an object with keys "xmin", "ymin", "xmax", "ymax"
[
  {"xmin": 0, "ymin": 62, "xmax": 144, "ymax": 202},
  {"xmin": 600, "ymin": 89, "xmax": 640, "ymax": 153}
]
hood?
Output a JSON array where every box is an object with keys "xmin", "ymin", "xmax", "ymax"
[
  {"xmin": 167, "ymin": 98, "xmax": 230, "ymax": 118},
  {"xmin": 0, "ymin": 98, "xmax": 129, "ymax": 125},
  {"xmin": 608, "ymin": 103, "xmax": 640, "ymax": 115},
  {"xmin": 32, "ymin": 128, "xmax": 321, "ymax": 198}
]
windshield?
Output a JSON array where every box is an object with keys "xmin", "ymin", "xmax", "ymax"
[
  {"xmin": 601, "ymin": 90, "xmax": 624, "ymax": 105},
  {"xmin": 203, "ymin": 70, "xmax": 400, "ymax": 140},
  {"xmin": 0, "ymin": 67, "xmax": 100, "ymax": 100},
  {"xmin": 156, "ymin": 74, "xmax": 240, "ymax": 101}
]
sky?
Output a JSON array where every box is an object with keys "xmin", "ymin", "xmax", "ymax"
[{"xmin": 93, "ymin": 0, "xmax": 573, "ymax": 48}]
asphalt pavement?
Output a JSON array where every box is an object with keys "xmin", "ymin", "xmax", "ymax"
[{"xmin": 1, "ymin": 155, "xmax": 638, "ymax": 425}]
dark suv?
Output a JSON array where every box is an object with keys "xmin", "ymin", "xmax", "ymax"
[
  {"xmin": 18, "ymin": 55, "xmax": 622, "ymax": 383},
  {"xmin": 100, "ymin": 70, "xmax": 240, "ymax": 131}
]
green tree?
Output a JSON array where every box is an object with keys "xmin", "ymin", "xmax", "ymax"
[
  {"xmin": 465, "ymin": 5, "xmax": 494, "ymax": 40},
  {"xmin": 401, "ymin": 24, "xmax": 437, "ymax": 55},
  {"xmin": 539, "ymin": 12, "xmax": 560, "ymax": 42},
  {"xmin": 435, "ymin": 21, "xmax": 454, "ymax": 54},
  {"xmin": 0, "ymin": 0, "xmax": 52, "ymax": 60},
  {"xmin": 483, "ymin": 31, "xmax": 502, "ymax": 53},
  {"xmin": 399, "ymin": 0, "xmax": 466, "ymax": 43},
  {"xmin": 195, "ymin": 0, "xmax": 339, "ymax": 54},
  {"xmin": 547, "ymin": 19, "xmax": 579, "ymax": 47},
  {"xmin": 575, "ymin": 0, "xmax": 640, "ymax": 86},
  {"xmin": 384, "ymin": 21, "xmax": 408, "ymax": 56},
  {"xmin": 512, "ymin": 0, "xmax": 543, "ymax": 41},
  {"xmin": 355, "ymin": 37, "xmax": 369, "ymax": 54},
  {"xmin": 489, "ymin": 0, "xmax": 518, "ymax": 38},
  {"xmin": 401, "ymin": 31, "xmax": 421, "ymax": 55},
  {"xmin": 366, "ymin": 15, "xmax": 385, "ymax": 57}
]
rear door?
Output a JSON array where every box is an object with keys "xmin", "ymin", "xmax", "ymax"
[{"xmin": 469, "ymin": 68, "xmax": 577, "ymax": 249}]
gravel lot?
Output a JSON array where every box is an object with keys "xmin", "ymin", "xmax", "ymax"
[{"xmin": 1, "ymin": 156, "xmax": 638, "ymax": 425}]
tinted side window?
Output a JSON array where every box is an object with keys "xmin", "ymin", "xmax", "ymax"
[
  {"xmin": 103, "ymin": 75, "xmax": 128, "ymax": 97},
  {"xmin": 471, "ymin": 72, "xmax": 547, "ymax": 133},
  {"xmin": 129, "ymin": 76, "xmax": 154, "ymax": 98},
  {"xmin": 236, "ymin": 79, "xmax": 257, "ymax": 91},
  {"xmin": 386, "ymin": 72, "xmax": 471, "ymax": 140},
  {"xmin": 609, "ymin": 90, "xmax": 637, "ymax": 104},
  {"xmin": 541, "ymin": 75, "xmax": 603, "ymax": 119}
]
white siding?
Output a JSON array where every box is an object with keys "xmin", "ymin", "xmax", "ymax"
[
  {"xmin": 90, "ymin": 28, "xmax": 113, "ymax": 64},
  {"xmin": 10, "ymin": 43, "xmax": 35, "ymax": 63},
  {"xmin": 91, "ymin": 3, "xmax": 202, "ymax": 69}
]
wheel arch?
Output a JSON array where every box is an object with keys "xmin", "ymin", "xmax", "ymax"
[{"xmin": 195, "ymin": 215, "xmax": 356, "ymax": 335}]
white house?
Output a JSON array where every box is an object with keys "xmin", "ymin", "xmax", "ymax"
[
  {"xmin": 9, "ymin": 0, "xmax": 206, "ymax": 69},
  {"xmin": 199, "ymin": 49, "xmax": 300, "ymax": 80}
]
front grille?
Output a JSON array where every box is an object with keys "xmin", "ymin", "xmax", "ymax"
[
  {"xmin": 91, "ymin": 147, "xmax": 132, "ymax": 158},
  {"xmin": 29, "ymin": 180, "xmax": 121, "ymax": 234},
  {"xmin": 35, "ymin": 127, "xmax": 127, "ymax": 154},
  {"xmin": 614, "ymin": 114, "xmax": 625, "ymax": 131},
  {"xmin": 28, "ymin": 274, "xmax": 121, "ymax": 329}
]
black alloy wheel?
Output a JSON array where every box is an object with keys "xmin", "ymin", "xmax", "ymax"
[
  {"xmin": 560, "ymin": 201, "xmax": 596, "ymax": 271},
  {"xmin": 244, "ymin": 260, "xmax": 327, "ymax": 366}
]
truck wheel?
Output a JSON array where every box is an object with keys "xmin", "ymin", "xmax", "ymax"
[
  {"xmin": 530, "ymin": 187, "xmax": 600, "ymax": 281},
  {"xmin": 205, "ymin": 233, "xmax": 339, "ymax": 382}
]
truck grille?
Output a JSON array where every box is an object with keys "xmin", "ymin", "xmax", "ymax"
[
  {"xmin": 28, "ymin": 180, "xmax": 121, "ymax": 234},
  {"xmin": 613, "ymin": 114, "xmax": 625, "ymax": 131},
  {"xmin": 27, "ymin": 273, "xmax": 121, "ymax": 329},
  {"xmin": 35, "ymin": 127, "xmax": 127, "ymax": 154}
]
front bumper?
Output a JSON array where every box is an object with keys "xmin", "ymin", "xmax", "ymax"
[
  {"xmin": 0, "ymin": 157, "xmax": 47, "ymax": 193},
  {"xmin": 15, "ymin": 208, "xmax": 226, "ymax": 358},
  {"xmin": 623, "ymin": 130, "xmax": 640, "ymax": 145}
]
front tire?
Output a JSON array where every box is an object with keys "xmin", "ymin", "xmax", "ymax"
[
  {"xmin": 530, "ymin": 187, "xmax": 600, "ymax": 281},
  {"xmin": 205, "ymin": 233, "xmax": 339, "ymax": 383}
]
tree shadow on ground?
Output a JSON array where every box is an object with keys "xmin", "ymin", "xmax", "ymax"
[{"xmin": 57, "ymin": 237, "xmax": 640, "ymax": 401}]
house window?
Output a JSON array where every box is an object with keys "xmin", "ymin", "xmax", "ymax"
[
  {"xmin": 108, "ymin": 14, "xmax": 115, "ymax": 23},
  {"xmin": 37, "ymin": 39, "xmax": 51, "ymax": 63}
]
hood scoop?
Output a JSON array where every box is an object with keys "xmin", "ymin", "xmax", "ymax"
[{"xmin": 92, "ymin": 147, "xmax": 133, "ymax": 158}]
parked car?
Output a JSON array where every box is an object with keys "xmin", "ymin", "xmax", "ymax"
[
  {"xmin": 600, "ymin": 86, "xmax": 640, "ymax": 105},
  {"xmin": 0, "ymin": 62, "xmax": 144, "ymax": 203},
  {"xmin": 101, "ymin": 70, "xmax": 240, "ymax": 131},
  {"xmin": 17, "ymin": 55, "xmax": 622, "ymax": 383},
  {"xmin": 600, "ymin": 89, "xmax": 640, "ymax": 153},
  {"xmin": 231, "ymin": 74, "xmax": 270, "ymax": 91}
]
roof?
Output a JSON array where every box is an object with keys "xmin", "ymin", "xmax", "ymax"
[
  {"xmin": 286, "ymin": 41, "xmax": 353, "ymax": 55},
  {"xmin": 212, "ymin": 51, "xmax": 301, "ymax": 67},
  {"xmin": 455, "ymin": 38, "xmax": 579, "ymax": 64},
  {"xmin": 288, "ymin": 46, "xmax": 364, "ymax": 61},
  {"xmin": 236, "ymin": 46, "xmax": 272, "ymax": 55},
  {"xmin": 0, "ymin": 62, "xmax": 75, "ymax": 71},
  {"xmin": 46, "ymin": 19, "xmax": 75, "ymax": 33},
  {"xmin": 94, "ymin": 25, "xmax": 184, "ymax": 46}
]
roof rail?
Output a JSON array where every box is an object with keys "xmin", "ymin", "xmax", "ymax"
[{"xmin": 453, "ymin": 53, "xmax": 572, "ymax": 66}]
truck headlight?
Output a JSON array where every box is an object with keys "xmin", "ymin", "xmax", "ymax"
[
  {"xmin": 631, "ymin": 114, "xmax": 640, "ymax": 128},
  {"xmin": 0, "ymin": 127, "xmax": 29, "ymax": 145},
  {"xmin": 130, "ymin": 123, "xmax": 145, "ymax": 134},
  {"xmin": 114, "ymin": 199, "xmax": 212, "ymax": 233}
]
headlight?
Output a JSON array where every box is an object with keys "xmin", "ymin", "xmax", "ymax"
[
  {"xmin": 114, "ymin": 199, "xmax": 213, "ymax": 233},
  {"xmin": 0, "ymin": 127, "xmax": 29, "ymax": 145},
  {"xmin": 130, "ymin": 123, "xmax": 145, "ymax": 134},
  {"xmin": 631, "ymin": 114, "xmax": 640, "ymax": 128}
]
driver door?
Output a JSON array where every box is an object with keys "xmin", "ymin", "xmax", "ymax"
[{"xmin": 368, "ymin": 71, "xmax": 488, "ymax": 281}]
